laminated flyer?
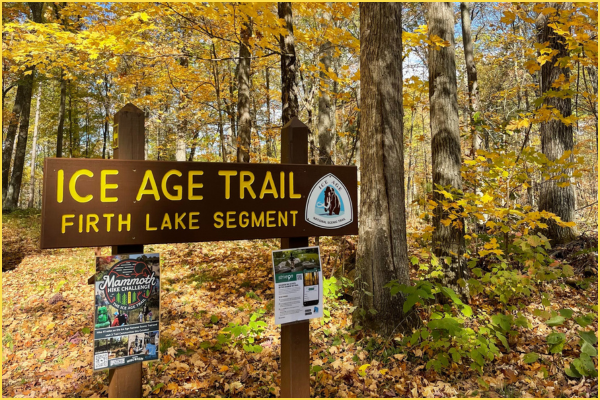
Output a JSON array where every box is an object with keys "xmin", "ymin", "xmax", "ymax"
[
  {"xmin": 272, "ymin": 246, "xmax": 323, "ymax": 325},
  {"xmin": 93, "ymin": 253, "xmax": 160, "ymax": 370}
]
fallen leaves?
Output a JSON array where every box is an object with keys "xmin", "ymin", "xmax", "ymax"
[{"xmin": 2, "ymin": 212, "xmax": 598, "ymax": 397}]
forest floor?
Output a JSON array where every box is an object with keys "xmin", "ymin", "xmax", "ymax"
[{"xmin": 1, "ymin": 209, "xmax": 598, "ymax": 398}]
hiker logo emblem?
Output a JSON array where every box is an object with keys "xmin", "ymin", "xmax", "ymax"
[{"xmin": 305, "ymin": 173, "xmax": 353, "ymax": 229}]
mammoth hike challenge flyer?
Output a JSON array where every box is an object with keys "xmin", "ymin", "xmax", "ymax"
[{"xmin": 93, "ymin": 254, "xmax": 160, "ymax": 370}]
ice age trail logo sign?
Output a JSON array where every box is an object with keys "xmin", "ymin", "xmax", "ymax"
[
  {"xmin": 305, "ymin": 174, "xmax": 353, "ymax": 229},
  {"xmin": 99, "ymin": 259, "xmax": 156, "ymax": 311}
]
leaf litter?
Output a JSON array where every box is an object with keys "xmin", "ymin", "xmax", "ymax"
[{"xmin": 2, "ymin": 211, "xmax": 597, "ymax": 397}]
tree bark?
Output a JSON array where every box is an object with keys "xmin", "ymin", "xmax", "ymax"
[
  {"xmin": 56, "ymin": 70, "xmax": 66, "ymax": 158},
  {"xmin": 354, "ymin": 2, "xmax": 417, "ymax": 335},
  {"xmin": 406, "ymin": 108, "xmax": 415, "ymax": 220},
  {"xmin": 460, "ymin": 2, "xmax": 482, "ymax": 158},
  {"xmin": 5, "ymin": 71, "xmax": 35, "ymax": 209},
  {"xmin": 278, "ymin": 2, "xmax": 299, "ymax": 127},
  {"xmin": 265, "ymin": 66, "xmax": 275, "ymax": 159},
  {"xmin": 536, "ymin": 4, "xmax": 577, "ymax": 244},
  {"xmin": 317, "ymin": 38, "xmax": 334, "ymax": 165},
  {"xmin": 428, "ymin": 2, "xmax": 470, "ymax": 301},
  {"xmin": 236, "ymin": 18, "xmax": 252, "ymax": 163},
  {"xmin": 28, "ymin": 83, "xmax": 42, "ymax": 209},
  {"xmin": 2, "ymin": 74, "xmax": 27, "ymax": 204},
  {"xmin": 211, "ymin": 44, "xmax": 227, "ymax": 162}
]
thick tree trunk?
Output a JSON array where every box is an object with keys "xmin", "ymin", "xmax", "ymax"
[
  {"xmin": 278, "ymin": 2, "xmax": 299, "ymax": 127},
  {"xmin": 537, "ymin": 4, "xmax": 577, "ymax": 244},
  {"xmin": 56, "ymin": 70, "xmax": 66, "ymax": 158},
  {"xmin": 5, "ymin": 70, "xmax": 35, "ymax": 209},
  {"xmin": 5, "ymin": 0, "xmax": 43, "ymax": 208},
  {"xmin": 354, "ymin": 2, "xmax": 417, "ymax": 335},
  {"xmin": 460, "ymin": 2, "xmax": 482, "ymax": 157},
  {"xmin": 317, "ymin": 39, "xmax": 334, "ymax": 165},
  {"xmin": 428, "ymin": 2, "xmax": 470, "ymax": 301},
  {"xmin": 237, "ymin": 19, "xmax": 252, "ymax": 163},
  {"xmin": 2, "ymin": 75, "xmax": 27, "ymax": 204},
  {"xmin": 28, "ymin": 83, "xmax": 42, "ymax": 209}
]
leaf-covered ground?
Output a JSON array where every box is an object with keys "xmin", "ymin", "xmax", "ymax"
[{"xmin": 2, "ymin": 210, "xmax": 598, "ymax": 398}]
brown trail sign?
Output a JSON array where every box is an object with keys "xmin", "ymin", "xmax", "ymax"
[
  {"xmin": 40, "ymin": 159, "xmax": 357, "ymax": 249},
  {"xmin": 41, "ymin": 104, "xmax": 358, "ymax": 398}
]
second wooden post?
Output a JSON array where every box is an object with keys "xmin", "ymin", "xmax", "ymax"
[{"xmin": 279, "ymin": 117, "xmax": 310, "ymax": 398}]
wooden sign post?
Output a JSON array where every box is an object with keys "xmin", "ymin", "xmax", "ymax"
[
  {"xmin": 108, "ymin": 104, "xmax": 144, "ymax": 398},
  {"xmin": 279, "ymin": 118, "xmax": 310, "ymax": 398}
]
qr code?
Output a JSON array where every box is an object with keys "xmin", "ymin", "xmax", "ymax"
[
  {"xmin": 297, "ymin": 274, "xmax": 303, "ymax": 281},
  {"xmin": 95, "ymin": 353, "xmax": 108, "ymax": 369}
]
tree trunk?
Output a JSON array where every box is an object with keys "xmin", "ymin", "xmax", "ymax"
[
  {"xmin": 2, "ymin": 74, "xmax": 27, "ymax": 204},
  {"xmin": 265, "ymin": 66, "xmax": 275, "ymax": 159},
  {"xmin": 536, "ymin": 4, "xmax": 577, "ymax": 244},
  {"xmin": 56, "ymin": 70, "xmax": 66, "ymax": 158},
  {"xmin": 428, "ymin": 2, "xmax": 469, "ymax": 301},
  {"xmin": 354, "ymin": 2, "xmax": 417, "ymax": 335},
  {"xmin": 68, "ymin": 82, "xmax": 73, "ymax": 157},
  {"xmin": 212, "ymin": 44, "xmax": 227, "ymax": 162},
  {"xmin": 317, "ymin": 38, "xmax": 334, "ymax": 165},
  {"xmin": 4, "ymin": 1, "xmax": 44, "ymax": 208},
  {"xmin": 236, "ymin": 18, "xmax": 252, "ymax": 163},
  {"xmin": 103, "ymin": 102, "xmax": 109, "ymax": 159},
  {"xmin": 460, "ymin": 2, "xmax": 482, "ymax": 158},
  {"xmin": 28, "ymin": 83, "xmax": 42, "ymax": 209},
  {"xmin": 5, "ymin": 69, "xmax": 35, "ymax": 209},
  {"xmin": 406, "ymin": 108, "xmax": 415, "ymax": 220},
  {"xmin": 278, "ymin": 2, "xmax": 299, "ymax": 127}
]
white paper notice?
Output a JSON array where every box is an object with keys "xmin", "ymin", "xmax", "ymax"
[{"xmin": 272, "ymin": 246, "xmax": 323, "ymax": 325}]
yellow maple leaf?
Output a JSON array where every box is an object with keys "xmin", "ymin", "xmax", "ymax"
[{"xmin": 481, "ymin": 193, "xmax": 494, "ymax": 204}]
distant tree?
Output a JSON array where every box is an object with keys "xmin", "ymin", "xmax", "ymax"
[
  {"xmin": 278, "ymin": 2, "xmax": 299, "ymax": 126},
  {"xmin": 237, "ymin": 16, "xmax": 252, "ymax": 163}
]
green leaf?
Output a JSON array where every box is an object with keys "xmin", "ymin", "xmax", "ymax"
[
  {"xmin": 565, "ymin": 365, "xmax": 582, "ymax": 378},
  {"xmin": 547, "ymin": 332, "xmax": 566, "ymax": 354},
  {"xmin": 523, "ymin": 352, "xmax": 539, "ymax": 364},
  {"xmin": 580, "ymin": 353, "xmax": 598, "ymax": 375},
  {"xmin": 579, "ymin": 330, "xmax": 598, "ymax": 345},
  {"xmin": 311, "ymin": 365, "xmax": 323, "ymax": 374},
  {"xmin": 471, "ymin": 349, "xmax": 484, "ymax": 366},
  {"xmin": 546, "ymin": 315, "xmax": 565, "ymax": 327},
  {"xmin": 410, "ymin": 256, "xmax": 419, "ymax": 265},
  {"xmin": 461, "ymin": 305, "xmax": 473, "ymax": 317},
  {"xmin": 210, "ymin": 315, "xmax": 219, "ymax": 324},
  {"xmin": 581, "ymin": 342, "xmax": 597, "ymax": 357},
  {"xmin": 574, "ymin": 315, "xmax": 593, "ymax": 328},
  {"xmin": 441, "ymin": 287, "xmax": 462, "ymax": 305},
  {"xmin": 558, "ymin": 309, "xmax": 574, "ymax": 319},
  {"xmin": 491, "ymin": 314, "xmax": 512, "ymax": 332},
  {"xmin": 496, "ymin": 333, "xmax": 510, "ymax": 351},
  {"xmin": 451, "ymin": 350, "xmax": 461, "ymax": 363},
  {"xmin": 403, "ymin": 294, "xmax": 419, "ymax": 313},
  {"xmin": 427, "ymin": 317, "xmax": 462, "ymax": 335},
  {"xmin": 82, "ymin": 327, "xmax": 91, "ymax": 334}
]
